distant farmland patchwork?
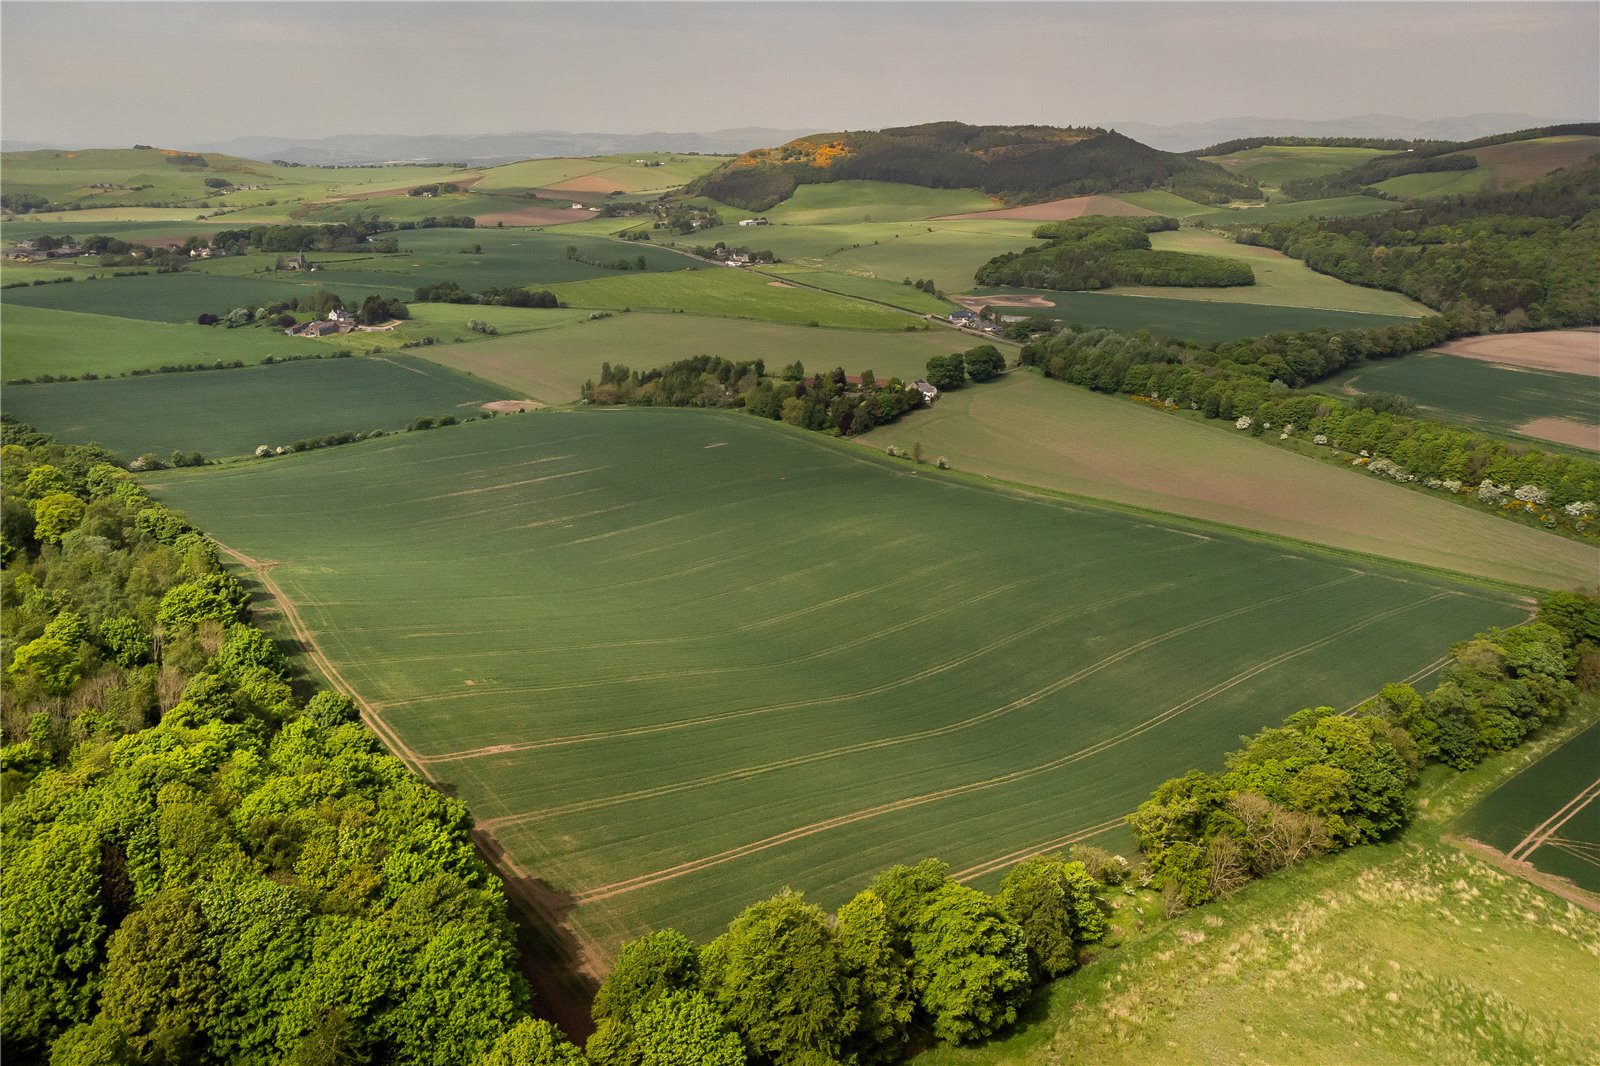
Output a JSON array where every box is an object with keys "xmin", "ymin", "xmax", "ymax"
[
  {"xmin": 145, "ymin": 410, "xmax": 1530, "ymax": 962},
  {"xmin": 3, "ymin": 355, "xmax": 516, "ymax": 458}
]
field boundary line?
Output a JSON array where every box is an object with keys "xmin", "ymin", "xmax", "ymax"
[
  {"xmin": 952, "ymin": 819, "xmax": 1126, "ymax": 882},
  {"xmin": 211, "ymin": 542, "xmax": 603, "ymax": 971},
  {"xmin": 1507, "ymin": 775, "xmax": 1600, "ymax": 862},
  {"xmin": 476, "ymin": 567, "xmax": 1355, "ymax": 828},
  {"xmin": 571, "ymin": 592, "xmax": 1445, "ymax": 904}
]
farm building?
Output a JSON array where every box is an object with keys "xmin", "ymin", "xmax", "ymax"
[
  {"xmin": 912, "ymin": 380, "xmax": 939, "ymax": 403},
  {"xmin": 328, "ymin": 308, "xmax": 356, "ymax": 326},
  {"xmin": 738, "ymin": 217, "xmax": 770, "ymax": 226},
  {"xmin": 949, "ymin": 309, "xmax": 976, "ymax": 324}
]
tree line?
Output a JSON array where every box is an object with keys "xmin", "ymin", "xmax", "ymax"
[
  {"xmin": 581, "ymin": 345, "xmax": 1005, "ymax": 436},
  {"xmin": 412, "ymin": 280, "xmax": 562, "ymax": 308},
  {"xmin": 1133, "ymin": 592, "xmax": 1597, "ymax": 909},
  {"xmin": 1020, "ymin": 325, "xmax": 1600, "ymax": 536},
  {"xmin": 975, "ymin": 215, "xmax": 1253, "ymax": 291}
]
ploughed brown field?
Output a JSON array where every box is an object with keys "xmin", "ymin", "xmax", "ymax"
[{"xmin": 1434, "ymin": 330, "xmax": 1600, "ymax": 376}]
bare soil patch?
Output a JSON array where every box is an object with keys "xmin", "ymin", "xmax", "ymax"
[
  {"xmin": 482, "ymin": 399, "xmax": 545, "ymax": 413},
  {"xmin": 1434, "ymin": 330, "xmax": 1600, "ymax": 376},
  {"xmin": 1518, "ymin": 417, "xmax": 1600, "ymax": 451},
  {"xmin": 542, "ymin": 174, "xmax": 628, "ymax": 194},
  {"xmin": 1452, "ymin": 137, "xmax": 1600, "ymax": 188},
  {"xmin": 952, "ymin": 293, "xmax": 1056, "ymax": 309},
  {"xmin": 474, "ymin": 204, "xmax": 593, "ymax": 227},
  {"xmin": 935, "ymin": 195, "xmax": 1156, "ymax": 221},
  {"xmin": 766, "ymin": 280, "xmax": 796, "ymax": 288}
]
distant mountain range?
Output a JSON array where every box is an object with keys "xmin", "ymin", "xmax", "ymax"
[
  {"xmin": 28, "ymin": 129, "xmax": 824, "ymax": 166},
  {"xmin": 1109, "ymin": 113, "xmax": 1585, "ymax": 153}
]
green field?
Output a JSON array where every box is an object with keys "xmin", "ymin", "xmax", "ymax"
[
  {"xmin": 544, "ymin": 266, "xmax": 917, "ymax": 329},
  {"xmin": 410, "ymin": 312, "xmax": 972, "ymax": 404},
  {"xmin": 1320, "ymin": 352, "xmax": 1599, "ymax": 451},
  {"xmin": 1187, "ymin": 196, "xmax": 1405, "ymax": 227},
  {"xmin": 1101, "ymin": 231, "xmax": 1430, "ymax": 315},
  {"xmin": 761, "ymin": 181, "xmax": 999, "ymax": 224},
  {"xmin": 144, "ymin": 409, "xmax": 1527, "ymax": 959},
  {"xmin": 856, "ymin": 371, "xmax": 1599, "ymax": 589},
  {"xmin": 959, "ymin": 288, "xmax": 1418, "ymax": 342},
  {"xmin": 1456, "ymin": 717, "xmax": 1600, "ymax": 891},
  {"xmin": 3, "ymin": 354, "xmax": 515, "ymax": 458},
  {"xmin": 1371, "ymin": 168, "xmax": 1491, "ymax": 199},
  {"xmin": 1201, "ymin": 145, "xmax": 1394, "ymax": 185},
  {"xmin": 1110, "ymin": 191, "xmax": 1214, "ymax": 217},
  {"xmin": 758, "ymin": 264, "xmax": 955, "ymax": 313},
  {"xmin": 0, "ymin": 305, "xmax": 317, "ymax": 380}
]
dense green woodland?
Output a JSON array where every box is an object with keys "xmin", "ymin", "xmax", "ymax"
[
  {"xmin": 0, "ymin": 421, "xmax": 578, "ymax": 1065},
  {"xmin": 1021, "ymin": 325, "xmax": 1600, "ymax": 538},
  {"xmin": 1245, "ymin": 159, "xmax": 1600, "ymax": 327},
  {"xmin": 975, "ymin": 216, "xmax": 1254, "ymax": 291},
  {"xmin": 691, "ymin": 124, "xmax": 1259, "ymax": 211}
]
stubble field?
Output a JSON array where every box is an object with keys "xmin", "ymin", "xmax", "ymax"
[{"xmin": 144, "ymin": 409, "xmax": 1529, "ymax": 964}]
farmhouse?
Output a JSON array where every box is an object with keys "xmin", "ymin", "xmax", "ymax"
[
  {"xmin": 912, "ymin": 380, "xmax": 939, "ymax": 403},
  {"xmin": 738, "ymin": 217, "xmax": 770, "ymax": 227},
  {"xmin": 949, "ymin": 309, "xmax": 976, "ymax": 324},
  {"xmin": 286, "ymin": 320, "xmax": 341, "ymax": 338},
  {"xmin": 328, "ymin": 308, "xmax": 356, "ymax": 326}
]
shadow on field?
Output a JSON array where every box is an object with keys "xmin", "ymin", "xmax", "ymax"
[{"xmin": 471, "ymin": 831, "xmax": 601, "ymax": 1040}]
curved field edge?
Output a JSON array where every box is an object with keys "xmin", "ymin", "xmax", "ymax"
[
  {"xmin": 855, "ymin": 371, "xmax": 1598, "ymax": 590},
  {"xmin": 141, "ymin": 410, "xmax": 1530, "ymax": 964}
]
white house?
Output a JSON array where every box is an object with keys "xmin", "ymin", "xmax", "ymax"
[
  {"xmin": 949, "ymin": 309, "xmax": 976, "ymax": 324},
  {"xmin": 329, "ymin": 308, "xmax": 356, "ymax": 325},
  {"xmin": 738, "ymin": 217, "xmax": 770, "ymax": 227}
]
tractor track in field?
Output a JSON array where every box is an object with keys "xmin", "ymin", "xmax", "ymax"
[
  {"xmin": 1508, "ymin": 775, "xmax": 1600, "ymax": 863},
  {"xmin": 474, "ymin": 565, "xmax": 1349, "ymax": 829},
  {"xmin": 427, "ymin": 542, "xmax": 1248, "ymax": 768},
  {"xmin": 952, "ymin": 818, "xmax": 1128, "ymax": 882},
  {"xmin": 571, "ymin": 591, "xmax": 1448, "ymax": 904},
  {"xmin": 215, "ymin": 542, "xmax": 604, "ymax": 1020}
]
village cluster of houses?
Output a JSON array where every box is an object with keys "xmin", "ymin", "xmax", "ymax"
[
  {"xmin": 6, "ymin": 239, "xmax": 81, "ymax": 262},
  {"xmin": 947, "ymin": 308, "xmax": 1022, "ymax": 336},
  {"xmin": 284, "ymin": 308, "xmax": 396, "ymax": 338}
]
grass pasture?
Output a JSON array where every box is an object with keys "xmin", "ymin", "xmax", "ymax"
[
  {"xmin": 1456, "ymin": 717, "xmax": 1600, "ymax": 892},
  {"xmin": 145, "ymin": 409, "xmax": 1528, "ymax": 960},
  {"xmin": 757, "ymin": 264, "xmax": 954, "ymax": 313},
  {"xmin": 1449, "ymin": 135, "xmax": 1600, "ymax": 189},
  {"xmin": 3, "ymin": 354, "xmax": 515, "ymax": 458},
  {"xmin": 1200, "ymin": 145, "xmax": 1394, "ymax": 185},
  {"xmin": 1, "ymin": 305, "xmax": 314, "ymax": 381},
  {"xmin": 1110, "ymin": 191, "xmax": 1214, "ymax": 217},
  {"xmin": 762, "ymin": 181, "xmax": 999, "ymax": 224},
  {"xmin": 1186, "ymin": 196, "xmax": 1405, "ymax": 227},
  {"xmin": 410, "ymin": 312, "xmax": 969, "ymax": 404},
  {"xmin": 543, "ymin": 267, "xmax": 916, "ymax": 329},
  {"xmin": 473, "ymin": 154, "xmax": 734, "ymax": 196},
  {"xmin": 955, "ymin": 288, "xmax": 1418, "ymax": 342},
  {"xmin": 855, "ymin": 371, "xmax": 1599, "ymax": 589},
  {"xmin": 1370, "ymin": 167, "xmax": 1491, "ymax": 199},
  {"xmin": 1320, "ymin": 352, "xmax": 1599, "ymax": 451},
  {"xmin": 1104, "ymin": 231, "xmax": 1430, "ymax": 316}
]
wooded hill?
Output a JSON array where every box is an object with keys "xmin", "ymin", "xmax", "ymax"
[{"xmin": 687, "ymin": 122, "xmax": 1261, "ymax": 211}]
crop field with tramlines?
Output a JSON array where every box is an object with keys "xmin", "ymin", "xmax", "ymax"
[
  {"xmin": 143, "ymin": 408, "xmax": 1529, "ymax": 963},
  {"xmin": 1458, "ymin": 717, "xmax": 1600, "ymax": 892}
]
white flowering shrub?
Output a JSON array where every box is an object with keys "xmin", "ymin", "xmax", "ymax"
[
  {"xmin": 1313, "ymin": 434, "xmax": 1328, "ymax": 446},
  {"xmin": 1513, "ymin": 484, "xmax": 1548, "ymax": 505},
  {"xmin": 255, "ymin": 445, "xmax": 273, "ymax": 458},
  {"xmin": 1564, "ymin": 500, "xmax": 1596, "ymax": 517},
  {"xmin": 1477, "ymin": 479, "xmax": 1505, "ymax": 503},
  {"xmin": 1442, "ymin": 479, "xmax": 1462, "ymax": 493},
  {"xmin": 1235, "ymin": 416, "xmax": 1253, "ymax": 430}
]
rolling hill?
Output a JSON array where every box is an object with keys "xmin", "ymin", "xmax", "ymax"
[{"xmin": 687, "ymin": 122, "xmax": 1262, "ymax": 211}]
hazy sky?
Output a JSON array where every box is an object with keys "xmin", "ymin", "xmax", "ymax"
[{"xmin": 3, "ymin": 1, "xmax": 1596, "ymax": 145}]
